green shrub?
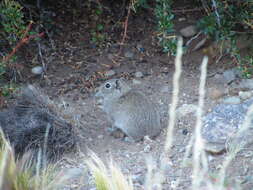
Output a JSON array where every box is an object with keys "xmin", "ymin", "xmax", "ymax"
[{"xmin": 155, "ymin": 0, "xmax": 177, "ymax": 55}]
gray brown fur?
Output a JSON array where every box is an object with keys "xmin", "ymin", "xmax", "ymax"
[{"xmin": 95, "ymin": 79, "xmax": 162, "ymax": 141}]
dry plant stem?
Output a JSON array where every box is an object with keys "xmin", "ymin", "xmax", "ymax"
[
  {"xmin": 118, "ymin": 5, "xmax": 131, "ymax": 54},
  {"xmin": 217, "ymin": 104, "xmax": 253, "ymax": 190},
  {"xmin": 155, "ymin": 38, "xmax": 183, "ymax": 190},
  {"xmin": 192, "ymin": 56, "xmax": 208, "ymax": 190},
  {"xmin": 144, "ymin": 156, "xmax": 154, "ymax": 190},
  {"xmin": 164, "ymin": 37, "xmax": 183, "ymax": 154}
]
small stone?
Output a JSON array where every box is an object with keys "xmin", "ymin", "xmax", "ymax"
[
  {"xmin": 98, "ymin": 135, "xmax": 103, "ymax": 139},
  {"xmin": 134, "ymin": 71, "xmax": 144, "ymax": 78},
  {"xmin": 161, "ymin": 86, "xmax": 169, "ymax": 93},
  {"xmin": 239, "ymin": 91, "xmax": 252, "ymax": 100},
  {"xmin": 223, "ymin": 96, "xmax": 241, "ymax": 104},
  {"xmin": 208, "ymin": 87, "xmax": 226, "ymax": 100},
  {"xmin": 178, "ymin": 17, "xmax": 186, "ymax": 22},
  {"xmin": 136, "ymin": 44, "xmax": 145, "ymax": 52},
  {"xmin": 179, "ymin": 25, "xmax": 197, "ymax": 38},
  {"xmin": 143, "ymin": 144, "xmax": 151, "ymax": 153},
  {"xmin": 182, "ymin": 129, "xmax": 188, "ymax": 135},
  {"xmin": 161, "ymin": 67, "xmax": 169, "ymax": 73},
  {"xmin": 104, "ymin": 70, "xmax": 116, "ymax": 77},
  {"xmin": 214, "ymin": 73, "xmax": 223, "ymax": 80},
  {"xmin": 238, "ymin": 79, "xmax": 253, "ymax": 89},
  {"xmin": 31, "ymin": 66, "xmax": 43, "ymax": 75},
  {"xmin": 124, "ymin": 50, "xmax": 134, "ymax": 58},
  {"xmin": 176, "ymin": 104, "xmax": 198, "ymax": 119},
  {"xmin": 170, "ymin": 180, "xmax": 177, "ymax": 189},
  {"xmin": 132, "ymin": 79, "xmax": 142, "ymax": 85}
]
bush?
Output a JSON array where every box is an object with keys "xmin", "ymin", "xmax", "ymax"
[{"xmin": 154, "ymin": 0, "xmax": 252, "ymax": 76}]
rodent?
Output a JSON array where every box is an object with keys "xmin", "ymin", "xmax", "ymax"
[{"xmin": 95, "ymin": 78, "xmax": 162, "ymax": 141}]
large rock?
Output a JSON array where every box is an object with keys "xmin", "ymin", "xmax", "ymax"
[
  {"xmin": 180, "ymin": 25, "xmax": 197, "ymax": 38},
  {"xmin": 0, "ymin": 85, "xmax": 76, "ymax": 159},
  {"xmin": 202, "ymin": 98, "xmax": 253, "ymax": 153}
]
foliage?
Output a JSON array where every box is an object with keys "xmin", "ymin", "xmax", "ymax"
[
  {"xmin": 0, "ymin": 0, "xmax": 26, "ymax": 83},
  {"xmin": 155, "ymin": 0, "xmax": 177, "ymax": 55},
  {"xmin": 0, "ymin": 0, "xmax": 26, "ymax": 46},
  {"xmin": 197, "ymin": 0, "xmax": 253, "ymax": 77},
  {"xmin": 90, "ymin": 4, "xmax": 106, "ymax": 46}
]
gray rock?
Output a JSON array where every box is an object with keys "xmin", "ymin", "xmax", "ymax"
[
  {"xmin": 124, "ymin": 50, "xmax": 134, "ymax": 58},
  {"xmin": 31, "ymin": 66, "xmax": 43, "ymax": 75},
  {"xmin": 104, "ymin": 70, "xmax": 116, "ymax": 77},
  {"xmin": 134, "ymin": 71, "xmax": 144, "ymax": 78},
  {"xmin": 179, "ymin": 25, "xmax": 197, "ymax": 38},
  {"xmin": 223, "ymin": 96, "xmax": 241, "ymax": 104},
  {"xmin": 239, "ymin": 91, "xmax": 253, "ymax": 100},
  {"xmin": 202, "ymin": 98, "xmax": 253, "ymax": 153},
  {"xmin": 223, "ymin": 69, "xmax": 236, "ymax": 84},
  {"xmin": 238, "ymin": 79, "xmax": 253, "ymax": 89}
]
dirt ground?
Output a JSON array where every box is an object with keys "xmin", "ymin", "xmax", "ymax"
[{"xmin": 5, "ymin": 1, "xmax": 253, "ymax": 189}]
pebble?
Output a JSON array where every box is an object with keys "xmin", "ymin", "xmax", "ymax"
[
  {"xmin": 178, "ymin": 17, "xmax": 186, "ymax": 22},
  {"xmin": 124, "ymin": 50, "xmax": 134, "ymax": 58},
  {"xmin": 238, "ymin": 79, "xmax": 253, "ymax": 89},
  {"xmin": 136, "ymin": 44, "xmax": 145, "ymax": 52},
  {"xmin": 239, "ymin": 91, "xmax": 253, "ymax": 100},
  {"xmin": 132, "ymin": 79, "xmax": 142, "ymax": 85},
  {"xmin": 179, "ymin": 25, "xmax": 197, "ymax": 38},
  {"xmin": 31, "ymin": 66, "xmax": 43, "ymax": 75},
  {"xmin": 208, "ymin": 87, "xmax": 226, "ymax": 100},
  {"xmin": 176, "ymin": 104, "xmax": 198, "ymax": 119},
  {"xmin": 134, "ymin": 71, "xmax": 144, "ymax": 78},
  {"xmin": 104, "ymin": 70, "xmax": 116, "ymax": 77},
  {"xmin": 143, "ymin": 144, "xmax": 151, "ymax": 153},
  {"xmin": 223, "ymin": 96, "xmax": 241, "ymax": 104}
]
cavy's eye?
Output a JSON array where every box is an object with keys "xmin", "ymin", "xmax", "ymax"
[{"xmin": 105, "ymin": 83, "xmax": 111, "ymax": 88}]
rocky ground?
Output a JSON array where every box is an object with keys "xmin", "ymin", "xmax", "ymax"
[{"xmin": 2, "ymin": 1, "xmax": 253, "ymax": 189}]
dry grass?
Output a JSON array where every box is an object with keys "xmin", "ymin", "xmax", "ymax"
[{"xmin": 0, "ymin": 130, "xmax": 74, "ymax": 190}]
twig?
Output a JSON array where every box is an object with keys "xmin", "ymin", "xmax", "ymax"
[
  {"xmin": 118, "ymin": 5, "xmax": 131, "ymax": 54},
  {"xmin": 211, "ymin": 0, "xmax": 221, "ymax": 27},
  {"xmin": 172, "ymin": 7, "xmax": 204, "ymax": 13},
  {"xmin": 2, "ymin": 21, "xmax": 45, "ymax": 63}
]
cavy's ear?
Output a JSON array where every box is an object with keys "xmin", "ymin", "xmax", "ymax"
[{"xmin": 115, "ymin": 79, "xmax": 121, "ymax": 90}]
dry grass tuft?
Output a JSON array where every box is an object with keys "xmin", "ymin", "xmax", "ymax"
[{"xmin": 86, "ymin": 151, "xmax": 133, "ymax": 190}]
